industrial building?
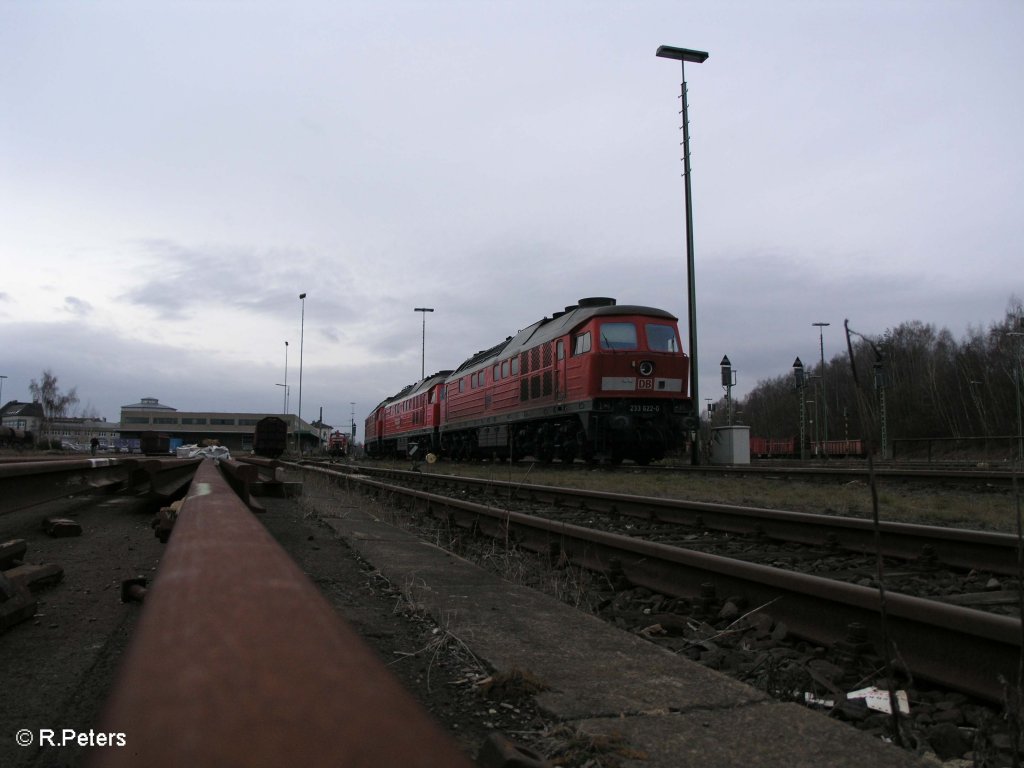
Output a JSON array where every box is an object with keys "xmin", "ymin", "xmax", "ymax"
[{"xmin": 119, "ymin": 397, "xmax": 325, "ymax": 454}]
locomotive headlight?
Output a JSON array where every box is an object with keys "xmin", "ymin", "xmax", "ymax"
[{"xmin": 638, "ymin": 360, "xmax": 655, "ymax": 377}]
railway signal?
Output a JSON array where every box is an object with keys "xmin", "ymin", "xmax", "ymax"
[{"xmin": 793, "ymin": 357, "xmax": 808, "ymax": 460}]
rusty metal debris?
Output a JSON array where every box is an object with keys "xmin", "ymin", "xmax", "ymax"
[
  {"xmin": 42, "ymin": 517, "xmax": 82, "ymax": 537},
  {"xmin": 1, "ymin": 539, "xmax": 63, "ymax": 634}
]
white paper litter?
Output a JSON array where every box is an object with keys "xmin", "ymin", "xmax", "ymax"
[{"xmin": 846, "ymin": 687, "xmax": 910, "ymax": 715}]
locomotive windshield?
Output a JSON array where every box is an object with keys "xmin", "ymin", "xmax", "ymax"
[
  {"xmin": 599, "ymin": 322, "xmax": 638, "ymax": 351},
  {"xmin": 646, "ymin": 323, "xmax": 681, "ymax": 353}
]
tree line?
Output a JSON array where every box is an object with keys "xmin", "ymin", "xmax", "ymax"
[{"xmin": 712, "ymin": 301, "xmax": 1024, "ymax": 455}]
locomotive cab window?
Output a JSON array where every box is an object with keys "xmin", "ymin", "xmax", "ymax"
[
  {"xmin": 646, "ymin": 323, "xmax": 680, "ymax": 353},
  {"xmin": 599, "ymin": 323, "xmax": 637, "ymax": 351},
  {"xmin": 572, "ymin": 331, "xmax": 592, "ymax": 355}
]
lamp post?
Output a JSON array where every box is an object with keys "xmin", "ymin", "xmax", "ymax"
[
  {"xmin": 275, "ymin": 384, "xmax": 289, "ymax": 415},
  {"xmin": 657, "ymin": 44, "xmax": 708, "ymax": 465},
  {"xmin": 812, "ymin": 322, "xmax": 830, "ymax": 449},
  {"xmin": 0, "ymin": 374, "xmax": 7, "ymax": 409},
  {"xmin": 297, "ymin": 293, "xmax": 306, "ymax": 454},
  {"xmin": 414, "ymin": 307, "xmax": 434, "ymax": 380}
]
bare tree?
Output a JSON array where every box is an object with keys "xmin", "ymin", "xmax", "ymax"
[
  {"xmin": 28, "ymin": 370, "xmax": 79, "ymax": 447},
  {"xmin": 733, "ymin": 297, "xmax": 1024, "ymax": 460}
]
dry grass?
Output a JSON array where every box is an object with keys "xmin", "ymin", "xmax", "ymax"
[
  {"xmin": 371, "ymin": 459, "xmax": 1019, "ymax": 533},
  {"xmin": 536, "ymin": 724, "xmax": 647, "ymax": 768}
]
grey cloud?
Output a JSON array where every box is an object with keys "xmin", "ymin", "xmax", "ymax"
[{"xmin": 63, "ymin": 296, "xmax": 93, "ymax": 316}]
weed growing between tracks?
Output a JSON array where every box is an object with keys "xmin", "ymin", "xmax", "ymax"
[{"xmin": 389, "ymin": 605, "xmax": 488, "ymax": 693}]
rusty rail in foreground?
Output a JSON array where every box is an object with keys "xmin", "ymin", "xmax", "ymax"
[{"xmin": 89, "ymin": 458, "xmax": 472, "ymax": 768}]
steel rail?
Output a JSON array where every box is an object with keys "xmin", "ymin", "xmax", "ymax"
[
  {"xmin": 322, "ymin": 464, "xmax": 1023, "ymax": 576},
  {"xmin": 368, "ymin": 457, "xmax": 1019, "ymax": 486},
  {"xmin": 709, "ymin": 463, "xmax": 1018, "ymax": 485},
  {"xmin": 131, "ymin": 458, "xmax": 203, "ymax": 499},
  {"xmin": 0, "ymin": 458, "xmax": 136, "ymax": 515},
  {"xmin": 0, "ymin": 457, "xmax": 203, "ymax": 515},
  {"xmin": 216, "ymin": 457, "xmax": 262, "ymax": 510},
  {"xmin": 308, "ymin": 465, "xmax": 1021, "ymax": 704},
  {"xmin": 91, "ymin": 458, "xmax": 473, "ymax": 768}
]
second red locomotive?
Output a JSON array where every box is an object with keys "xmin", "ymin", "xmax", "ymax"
[{"xmin": 365, "ymin": 297, "xmax": 695, "ymax": 464}]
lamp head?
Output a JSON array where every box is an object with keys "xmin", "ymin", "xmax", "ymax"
[{"xmin": 656, "ymin": 46, "xmax": 709, "ymax": 63}]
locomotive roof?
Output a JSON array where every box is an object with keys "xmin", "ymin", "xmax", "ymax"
[
  {"xmin": 450, "ymin": 300, "xmax": 677, "ymax": 376},
  {"xmin": 374, "ymin": 369, "xmax": 454, "ymax": 410}
]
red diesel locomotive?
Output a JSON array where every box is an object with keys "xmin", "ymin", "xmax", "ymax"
[
  {"xmin": 365, "ymin": 297, "xmax": 695, "ymax": 464},
  {"xmin": 365, "ymin": 370, "xmax": 452, "ymax": 459}
]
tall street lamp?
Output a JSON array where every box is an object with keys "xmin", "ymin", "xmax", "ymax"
[
  {"xmin": 0, "ymin": 374, "xmax": 7, "ymax": 408},
  {"xmin": 283, "ymin": 341, "xmax": 289, "ymax": 414},
  {"xmin": 297, "ymin": 293, "xmax": 306, "ymax": 454},
  {"xmin": 813, "ymin": 322, "xmax": 830, "ymax": 448},
  {"xmin": 657, "ymin": 44, "xmax": 708, "ymax": 465},
  {"xmin": 275, "ymin": 384, "xmax": 289, "ymax": 416},
  {"xmin": 414, "ymin": 307, "xmax": 434, "ymax": 380}
]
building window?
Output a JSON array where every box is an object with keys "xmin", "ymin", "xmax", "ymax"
[
  {"xmin": 181, "ymin": 418, "xmax": 208, "ymax": 425},
  {"xmin": 125, "ymin": 417, "xmax": 150, "ymax": 424},
  {"xmin": 153, "ymin": 417, "xmax": 178, "ymax": 424},
  {"xmin": 210, "ymin": 418, "xmax": 235, "ymax": 426}
]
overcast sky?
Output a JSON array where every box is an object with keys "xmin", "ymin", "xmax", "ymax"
[{"xmin": 1, "ymin": 0, "xmax": 1021, "ymax": 436}]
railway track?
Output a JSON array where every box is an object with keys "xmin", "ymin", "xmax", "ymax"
[
  {"xmin": 501, "ymin": 458, "xmax": 1024, "ymax": 489},
  {"xmin": 313, "ymin": 463, "xmax": 1023, "ymax": 577},
  {"xmin": 300, "ymin": 462, "xmax": 1022, "ymax": 705},
  {"xmin": 3, "ymin": 453, "xmax": 1018, "ymax": 763}
]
